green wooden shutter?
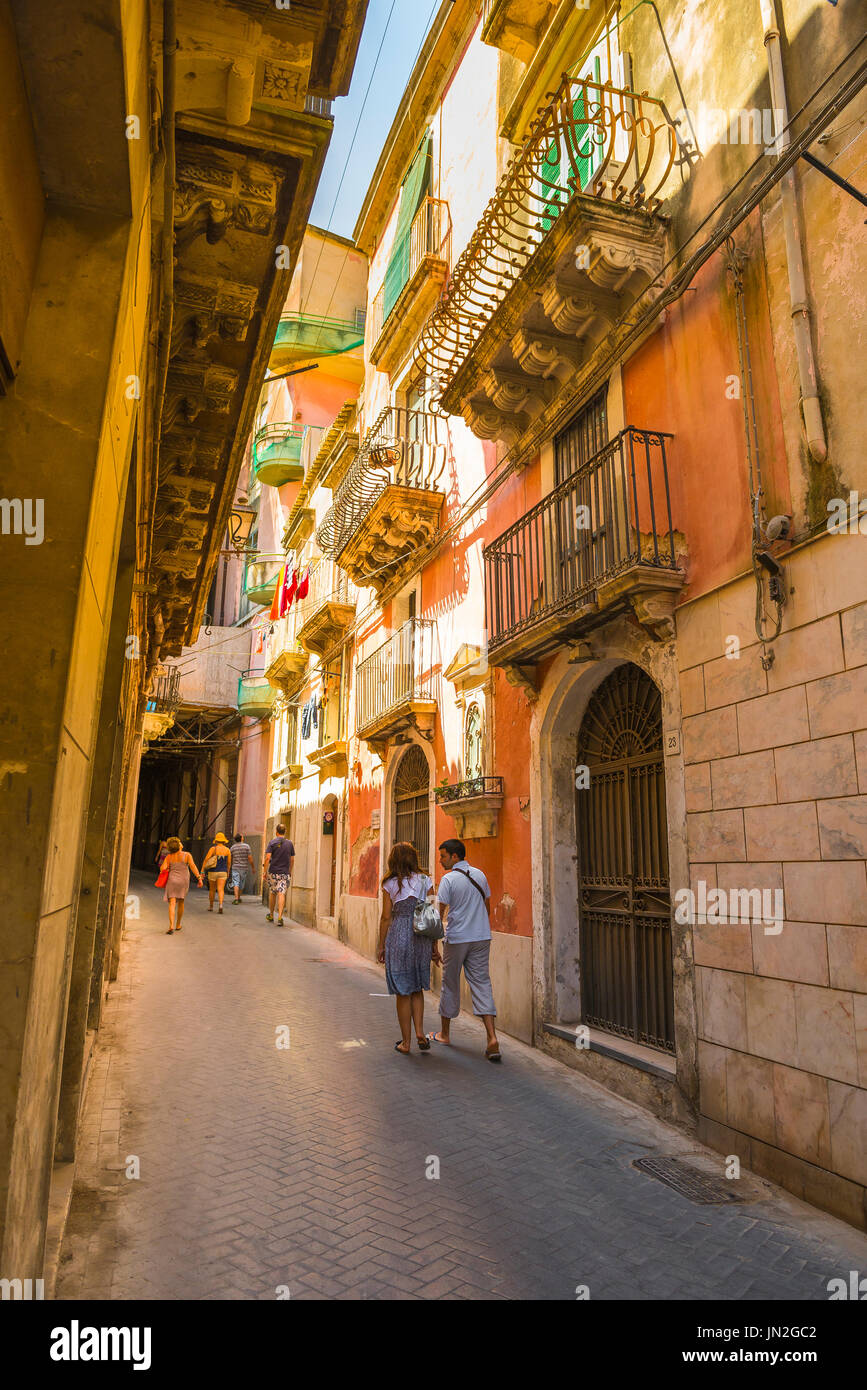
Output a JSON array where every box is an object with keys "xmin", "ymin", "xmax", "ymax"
[
  {"xmin": 539, "ymin": 130, "xmax": 562, "ymax": 232},
  {"xmin": 382, "ymin": 135, "xmax": 432, "ymax": 320},
  {"xmin": 572, "ymin": 58, "xmax": 602, "ymax": 191}
]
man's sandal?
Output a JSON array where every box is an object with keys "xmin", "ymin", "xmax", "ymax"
[{"xmin": 486, "ymin": 1043, "xmax": 502, "ymax": 1062}]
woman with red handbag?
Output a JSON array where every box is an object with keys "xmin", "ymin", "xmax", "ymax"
[{"xmin": 158, "ymin": 837, "xmax": 203, "ymax": 934}]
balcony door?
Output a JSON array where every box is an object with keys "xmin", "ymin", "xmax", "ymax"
[
  {"xmin": 393, "ymin": 743, "xmax": 430, "ymax": 871},
  {"xmin": 553, "ymin": 389, "xmax": 608, "ymax": 604},
  {"xmin": 576, "ymin": 664, "xmax": 675, "ymax": 1054}
]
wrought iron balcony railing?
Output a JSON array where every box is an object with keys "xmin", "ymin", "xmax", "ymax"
[
  {"xmin": 369, "ymin": 197, "xmax": 452, "ymax": 348},
  {"xmin": 355, "ymin": 618, "xmax": 437, "ymax": 736},
  {"xmin": 415, "ymin": 71, "xmax": 695, "ymax": 404},
  {"xmin": 484, "ymin": 427, "xmax": 678, "ymax": 653},
  {"xmin": 434, "ymin": 775, "xmax": 504, "ymax": 804},
  {"xmin": 316, "ymin": 405, "xmax": 449, "ymax": 561},
  {"xmin": 146, "ymin": 667, "xmax": 181, "ymax": 713},
  {"xmin": 295, "ymin": 556, "xmax": 356, "ymax": 622}
]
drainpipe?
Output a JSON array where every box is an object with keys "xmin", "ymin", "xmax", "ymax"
[{"xmin": 759, "ymin": 0, "xmax": 827, "ymax": 462}]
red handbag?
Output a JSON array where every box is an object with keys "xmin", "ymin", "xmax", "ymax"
[{"xmin": 155, "ymin": 861, "xmax": 169, "ymax": 888}]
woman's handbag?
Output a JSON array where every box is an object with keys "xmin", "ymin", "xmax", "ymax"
[
  {"xmin": 155, "ymin": 862, "xmax": 169, "ymax": 888},
  {"xmin": 412, "ymin": 893, "xmax": 443, "ymax": 940}
]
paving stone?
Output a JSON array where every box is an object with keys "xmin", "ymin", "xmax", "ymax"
[{"xmin": 56, "ymin": 871, "xmax": 867, "ymax": 1302}]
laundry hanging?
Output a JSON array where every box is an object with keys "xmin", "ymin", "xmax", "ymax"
[
  {"xmin": 296, "ymin": 565, "xmax": 310, "ymax": 601},
  {"xmin": 282, "ymin": 567, "xmax": 298, "ymax": 614},
  {"xmin": 269, "ymin": 563, "xmax": 287, "ymax": 621}
]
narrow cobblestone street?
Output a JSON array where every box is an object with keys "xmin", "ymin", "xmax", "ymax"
[{"xmin": 55, "ymin": 873, "xmax": 867, "ymax": 1302}]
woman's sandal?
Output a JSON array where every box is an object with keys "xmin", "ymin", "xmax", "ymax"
[
  {"xmin": 394, "ymin": 1041, "xmax": 411, "ymax": 1054},
  {"xmin": 166, "ymin": 928, "xmax": 174, "ymax": 934},
  {"xmin": 416, "ymin": 1035, "xmax": 431, "ymax": 1051}
]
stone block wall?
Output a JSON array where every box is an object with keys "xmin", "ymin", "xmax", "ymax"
[{"xmin": 677, "ymin": 532, "xmax": 867, "ymax": 1227}]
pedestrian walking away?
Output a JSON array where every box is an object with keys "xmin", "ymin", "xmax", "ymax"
[
  {"xmin": 229, "ymin": 832, "xmax": 253, "ymax": 903},
  {"xmin": 264, "ymin": 824, "xmax": 295, "ymax": 926},
  {"xmin": 201, "ymin": 832, "xmax": 231, "ymax": 913},
  {"xmin": 161, "ymin": 837, "xmax": 203, "ymax": 934},
  {"xmin": 429, "ymin": 838, "xmax": 500, "ymax": 1061},
  {"xmin": 155, "ymin": 840, "xmax": 169, "ymax": 871},
  {"xmin": 377, "ymin": 841, "xmax": 440, "ymax": 1054}
]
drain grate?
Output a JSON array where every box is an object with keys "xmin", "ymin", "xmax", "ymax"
[{"xmin": 633, "ymin": 1155, "xmax": 748, "ymax": 1205}]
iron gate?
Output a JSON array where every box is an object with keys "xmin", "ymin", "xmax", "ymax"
[{"xmin": 576, "ymin": 664, "xmax": 675, "ymax": 1053}]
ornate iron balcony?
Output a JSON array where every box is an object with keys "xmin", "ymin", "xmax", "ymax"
[
  {"xmin": 415, "ymin": 71, "xmax": 695, "ymax": 410},
  {"xmin": 316, "ymin": 406, "xmax": 449, "ymax": 595},
  {"xmin": 355, "ymin": 618, "xmax": 438, "ymax": 744},
  {"xmin": 484, "ymin": 426, "xmax": 682, "ymax": 661}
]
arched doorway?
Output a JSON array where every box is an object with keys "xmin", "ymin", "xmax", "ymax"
[
  {"xmin": 393, "ymin": 744, "xmax": 430, "ymax": 869},
  {"xmin": 576, "ymin": 663, "xmax": 675, "ymax": 1053}
]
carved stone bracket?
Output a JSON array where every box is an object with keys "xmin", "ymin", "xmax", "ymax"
[
  {"xmin": 502, "ymin": 663, "xmax": 539, "ymax": 701},
  {"xmin": 164, "ymin": 361, "xmax": 239, "ymax": 431},
  {"xmin": 481, "ymin": 365, "xmax": 557, "ymax": 418},
  {"xmin": 462, "ymin": 397, "xmax": 529, "ymax": 445},
  {"xmin": 596, "ymin": 567, "xmax": 684, "ymax": 642},
  {"xmin": 511, "ymin": 326, "xmax": 584, "ymax": 379},
  {"xmin": 172, "ymin": 275, "xmax": 259, "ymax": 353},
  {"xmin": 539, "ymin": 282, "xmax": 618, "ymax": 340},
  {"xmin": 175, "ymin": 150, "xmax": 280, "ymax": 249},
  {"xmin": 586, "ymin": 233, "xmax": 664, "ymax": 293}
]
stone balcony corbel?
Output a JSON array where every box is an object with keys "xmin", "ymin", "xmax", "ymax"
[
  {"xmin": 510, "ymin": 327, "xmax": 584, "ymax": 380},
  {"xmin": 481, "ymin": 366, "xmax": 558, "ymax": 419},
  {"xmin": 461, "ymin": 397, "xmax": 529, "ymax": 445},
  {"xmin": 539, "ymin": 282, "xmax": 618, "ymax": 343},
  {"xmin": 586, "ymin": 234, "xmax": 664, "ymax": 294},
  {"xmin": 595, "ymin": 567, "xmax": 684, "ymax": 642}
]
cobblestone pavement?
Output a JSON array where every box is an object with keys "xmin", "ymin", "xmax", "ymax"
[{"xmin": 57, "ymin": 872, "xmax": 867, "ymax": 1301}]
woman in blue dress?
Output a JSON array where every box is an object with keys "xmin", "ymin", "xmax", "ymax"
[{"xmin": 376, "ymin": 842, "xmax": 441, "ymax": 1054}]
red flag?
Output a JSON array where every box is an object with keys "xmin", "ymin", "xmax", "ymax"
[
  {"xmin": 281, "ymin": 567, "xmax": 298, "ymax": 616},
  {"xmin": 269, "ymin": 564, "xmax": 287, "ymax": 621},
  {"xmin": 296, "ymin": 565, "xmax": 310, "ymax": 601}
]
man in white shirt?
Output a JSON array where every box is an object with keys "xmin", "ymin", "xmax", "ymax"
[{"xmin": 428, "ymin": 838, "xmax": 501, "ymax": 1061}]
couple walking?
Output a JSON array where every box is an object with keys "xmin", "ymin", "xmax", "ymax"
[
  {"xmin": 201, "ymin": 833, "xmax": 254, "ymax": 911},
  {"xmin": 377, "ymin": 838, "xmax": 500, "ymax": 1061}
]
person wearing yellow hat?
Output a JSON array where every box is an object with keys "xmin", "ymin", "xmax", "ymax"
[{"xmin": 201, "ymin": 833, "xmax": 231, "ymax": 914}]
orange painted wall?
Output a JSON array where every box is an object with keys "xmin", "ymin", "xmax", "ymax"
[{"xmin": 622, "ymin": 214, "xmax": 791, "ymax": 599}]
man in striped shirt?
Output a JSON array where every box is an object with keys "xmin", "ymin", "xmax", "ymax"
[{"xmin": 229, "ymin": 834, "xmax": 253, "ymax": 903}]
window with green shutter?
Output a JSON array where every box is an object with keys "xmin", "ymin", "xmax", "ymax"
[
  {"xmin": 382, "ymin": 134, "xmax": 433, "ymax": 321},
  {"xmin": 539, "ymin": 58, "xmax": 604, "ymax": 233}
]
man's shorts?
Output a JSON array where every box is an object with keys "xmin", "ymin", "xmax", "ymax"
[
  {"xmin": 268, "ymin": 873, "xmax": 289, "ymax": 894},
  {"xmin": 229, "ymin": 867, "xmax": 246, "ymax": 889}
]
